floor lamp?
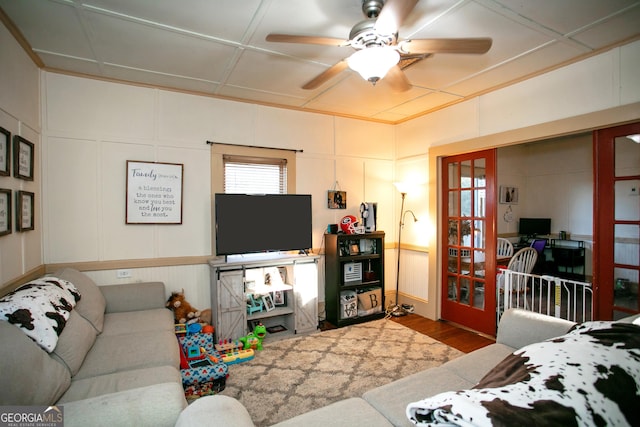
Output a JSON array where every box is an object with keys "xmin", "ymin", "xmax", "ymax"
[{"xmin": 390, "ymin": 185, "xmax": 418, "ymax": 316}]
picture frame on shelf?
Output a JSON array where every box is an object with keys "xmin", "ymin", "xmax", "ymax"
[
  {"xmin": 13, "ymin": 136, "xmax": 34, "ymax": 181},
  {"xmin": 349, "ymin": 243, "xmax": 360, "ymax": 255},
  {"xmin": 0, "ymin": 188, "xmax": 11, "ymax": 236},
  {"xmin": 0, "ymin": 127, "xmax": 10, "ymax": 176},
  {"xmin": 262, "ymin": 293, "xmax": 275, "ymax": 312},
  {"xmin": 273, "ymin": 290, "xmax": 286, "ymax": 306},
  {"xmin": 16, "ymin": 190, "xmax": 34, "ymax": 231}
]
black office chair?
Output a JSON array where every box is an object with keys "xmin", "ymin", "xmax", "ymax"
[{"xmin": 530, "ymin": 238, "xmax": 551, "ymax": 274}]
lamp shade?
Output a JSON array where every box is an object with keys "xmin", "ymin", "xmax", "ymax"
[{"xmin": 347, "ymin": 46, "xmax": 400, "ymax": 83}]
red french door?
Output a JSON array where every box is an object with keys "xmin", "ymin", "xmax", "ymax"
[
  {"xmin": 594, "ymin": 122, "xmax": 640, "ymax": 320},
  {"xmin": 441, "ymin": 149, "xmax": 497, "ymax": 335}
]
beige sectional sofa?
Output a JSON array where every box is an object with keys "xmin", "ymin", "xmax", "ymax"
[
  {"xmin": 175, "ymin": 309, "xmax": 580, "ymax": 426},
  {"xmin": 0, "ymin": 268, "xmax": 187, "ymax": 427}
]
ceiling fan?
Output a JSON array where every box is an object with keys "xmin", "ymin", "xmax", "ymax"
[{"xmin": 266, "ymin": 0, "xmax": 492, "ymax": 92}]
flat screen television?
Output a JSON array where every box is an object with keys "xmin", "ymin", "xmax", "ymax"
[
  {"xmin": 518, "ymin": 217, "xmax": 551, "ymax": 237},
  {"xmin": 215, "ymin": 193, "xmax": 312, "ymax": 256}
]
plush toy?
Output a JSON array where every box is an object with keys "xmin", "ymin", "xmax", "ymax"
[
  {"xmin": 166, "ymin": 290, "xmax": 204, "ymax": 324},
  {"xmin": 239, "ymin": 322, "xmax": 267, "ymax": 351}
]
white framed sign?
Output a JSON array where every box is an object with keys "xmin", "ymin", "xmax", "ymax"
[{"xmin": 126, "ymin": 160, "xmax": 183, "ymax": 224}]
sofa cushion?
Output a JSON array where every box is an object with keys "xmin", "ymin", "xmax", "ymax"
[
  {"xmin": 57, "ymin": 365, "xmax": 182, "ymax": 403},
  {"xmin": 73, "ymin": 329, "xmax": 180, "ymax": 380},
  {"xmin": 54, "ymin": 268, "xmax": 106, "ymax": 332},
  {"xmin": 440, "ymin": 342, "xmax": 515, "ymax": 384},
  {"xmin": 175, "ymin": 395, "xmax": 255, "ymax": 427},
  {"xmin": 0, "ymin": 320, "xmax": 71, "ymax": 405},
  {"xmin": 363, "ymin": 368, "xmax": 476, "ymax": 427},
  {"xmin": 272, "ymin": 397, "xmax": 394, "ymax": 427},
  {"xmin": 101, "ymin": 308, "xmax": 174, "ymax": 336},
  {"xmin": 0, "ymin": 277, "xmax": 80, "ymax": 352},
  {"xmin": 61, "ymin": 382, "xmax": 186, "ymax": 427},
  {"xmin": 51, "ymin": 310, "xmax": 97, "ymax": 376}
]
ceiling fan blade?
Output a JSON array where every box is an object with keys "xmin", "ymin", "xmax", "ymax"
[
  {"xmin": 400, "ymin": 38, "xmax": 493, "ymax": 54},
  {"xmin": 375, "ymin": 0, "xmax": 418, "ymax": 36},
  {"xmin": 266, "ymin": 33, "xmax": 349, "ymax": 47},
  {"xmin": 384, "ymin": 65, "xmax": 412, "ymax": 92},
  {"xmin": 302, "ymin": 60, "xmax": 349, "ymax": 90}
]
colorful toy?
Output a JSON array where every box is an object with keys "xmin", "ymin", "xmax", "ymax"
[
  {"xmin": 166, "ymin": 290, "xmax": 202, "ymax": 324},
  {"xmin": 239, "ymin": 323, "xmax": 267, "ymax": 351},
  {"xmin": 222, "ymin": 348, "xmax": 255, "ymax": 365},
  {"xmin": 165, "ymin": 291, "xmax": 213, "ymax": 325},
  {"xmin": 214, "ymin": 338, "xmax": 255, "ymax": 365}
]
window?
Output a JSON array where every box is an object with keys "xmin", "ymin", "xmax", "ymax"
[{"xmin": 223, "ymin": 155, "xmax": 287, "ymax": 194}]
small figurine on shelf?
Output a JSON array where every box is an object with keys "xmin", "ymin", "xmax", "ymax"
[{"xmin": 246, "ymin": 293, "xmax": 264, "ymax": 315}]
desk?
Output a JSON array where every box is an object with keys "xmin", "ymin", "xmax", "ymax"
[{"xmin": 550, "ymin": 239, "xmax": 585, "ymax": 281}]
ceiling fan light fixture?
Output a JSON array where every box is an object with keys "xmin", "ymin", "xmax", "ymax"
[{"xmin": 347, "ymin": 46, "xmax": 400, "ymax": 84}]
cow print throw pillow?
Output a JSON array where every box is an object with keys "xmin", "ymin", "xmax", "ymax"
[{"xmin": 0, "ymin": 277, "xmax": 81, "ymax": 352}]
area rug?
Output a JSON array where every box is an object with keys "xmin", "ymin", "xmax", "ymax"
[{"xmin": 220, "ymin": 318, "xmax": 464, "ymax": 426}]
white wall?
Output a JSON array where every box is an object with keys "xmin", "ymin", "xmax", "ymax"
[
  {"xmin": 0, "ymin": 23, "xmax": 42, "ymax": 286},
  {"xmin": 40, "ymin": 73, "xmax": 396, "ymax": 308},
  {"xmin": 398, "ymin": 39, "xmax": 640, "ymax": 320},
  {"xmin": 497, "ymin": 133, "xmax": 593, "ymax": 238}
]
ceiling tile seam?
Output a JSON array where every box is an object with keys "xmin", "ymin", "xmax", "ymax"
[
  {"xmin": 73, "ymin": 1, "xmax": 106, "ymax": 74},
  {"xmin": 563, "ymin": 3, "xmax": 640, "ymax": 39},
  {"xmin": 82, "ymin": 2, "xmax": 342, "ymax": 71},
  {"xmin": 101, "ymin": 61, "xmax": 221, "ymax": 86},
  {"xmin": 404, "ymin": 0, "xmax": 469, "ymax": 39},
  {"xmin": 239, "ymin": 0, "xmax": 273, "ymax": 44},
  {"xmin": 474, "ymin": 0, "xmax": 593, "ymax": 53},
  {"xmin": 297, "ymin": 73, "xmax": 355, "ymax": 109},
  {"xmin": 212, "ymin": 47, "xmax": 246, "ymax": 94},
  {"xmin": 79, "ymin": 3, "xmax": 246, "ymax": 50},
  {"xmin": 221, "ymin": 82, "xmax": 306, "ymax": 101},
  {"xmin": 33, "ymin": 48, "xmax": 99, "ymax": 64},
  {"xmin": 436, "ymin": 39, "xmax": 562, "ymax": 94}
]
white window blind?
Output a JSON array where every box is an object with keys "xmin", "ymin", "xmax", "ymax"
[{"xmin": 223, "ymin": 155, "xmax": 287, "ymax": 194}]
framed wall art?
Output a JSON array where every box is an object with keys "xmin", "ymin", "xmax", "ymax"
[
  {"xmin": 16, "ymin": 190, "xmax": 34, "ymax": 232},
  {"xmin": 13, "ymin": 136, "xmax": 34, "ymax": 181},
  {"xmin": 0, "ymin": 188, "xmax": 11, "ymax": 236},
  {"xmin": 327, "ymin": 190, "xmax": 346, "ymax": 209},
  {"xmin": 126, "ymin": 160, "xmax": 183, "ymax": 224},
  {"xmin": 499, "ymin": 186, "xmax": 519, "ymax": 204},
  {"xmin": 0, "ymin": 127, "xmax": 10, "ymax": 176}
]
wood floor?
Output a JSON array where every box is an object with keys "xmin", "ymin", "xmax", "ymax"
[{"xmin": 389, "ymin": 314, "xmax": 495, "ymax": 353}]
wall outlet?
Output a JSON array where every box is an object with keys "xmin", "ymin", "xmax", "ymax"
[{"xmin": 116, "ymin": 269, "xmax": 132, "ymax": 279}]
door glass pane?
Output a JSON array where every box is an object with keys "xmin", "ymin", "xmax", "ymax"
[
  {"xmin": 473, "ymin": 251, "xmax": 486, "ymax": 279},
  {"xmin": 448, "ymin": 191, "xmax": 459, "ymax": 216},
  {"xmin": 448, "ymin": 220, "xmax": 459, "ymax": 245},
  {"xmin": 614, "ymin": 224, "xmax": 639, "ymax": 264},
  {"xmin": 474, "ymin": 189, "xmax": 486, "ymax": 217},
  {"xmin": 460, "ymin": 278, "xmax": 470, "ymax": 305},
  {"xmin": 461, "ymin": 161, "xmax": 471, "ymax": 188},
  {"xmin": 461, "ymin": 219, "xmax": 472, "ymax": 246},
  {"xmin": 448, "ymin": 162, "xmax": 459, "ymax": 189},
  {"xmin": 461, "ymin": 190, "xmax": 472, "ymax": 216},
  {"xmin": 614, "ymin": 180, "xmax": 640, "ymax": 221},
  {"xmin": 615, "ymin": 136, "xmax": 640, "ymax": 178},
  {"xmin": 474, "ymin": 219, "xmax": 486, "ymax": 249},
  {"xmin": 473, "ymin": 282, "xmax": 485, "ymax": 309},
  {"xmin": 474, "ymin": 159, "xmax": 486, "ymax": 185},
  {"xmin": 613, "ymin": 268, "xmax": 638, "ymax": 315},
  {"xmin": 447, "ymin": 276, "xmax": 457, "ymax": 301}
]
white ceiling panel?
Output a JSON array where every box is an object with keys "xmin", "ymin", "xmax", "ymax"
[{"xmin": 1, "ymin": 0, "xmax": 638, "ymax": 123}]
